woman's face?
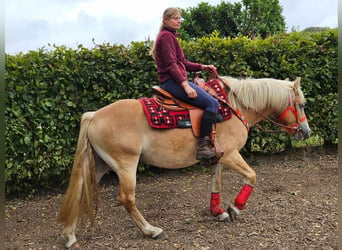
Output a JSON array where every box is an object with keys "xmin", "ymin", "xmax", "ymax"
[{"xmin": 164, "ymin": 12, "xmax": 182, "ymax": 30}]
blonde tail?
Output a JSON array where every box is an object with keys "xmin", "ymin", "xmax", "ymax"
[{"xmin": 57, "ymin": 111, "xmax": 99, "ymax": 229}]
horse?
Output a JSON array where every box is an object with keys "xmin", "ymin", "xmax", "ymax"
[{"xmin": 57, "ymin": 76, "xmax": 310, "ymax": 248}]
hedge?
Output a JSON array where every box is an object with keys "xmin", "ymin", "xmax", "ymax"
[{"xmin": 5, "ymin": 29, "xmax": 337, "ymax": 197}]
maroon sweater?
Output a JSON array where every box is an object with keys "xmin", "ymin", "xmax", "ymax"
[{"xmin": 155, "ymin": 27, "xmax": 202, "ymax": 84}]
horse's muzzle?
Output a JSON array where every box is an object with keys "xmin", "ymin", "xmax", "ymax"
[{"xmin": 295, "ymin": 122, "xmax": 311, "ymax": 140}]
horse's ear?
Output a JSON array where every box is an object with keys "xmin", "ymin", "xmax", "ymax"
[
  {"xmin": 284, "ymin": 78, "xmax": 289, "ymax": 81},
  {"xmin": 294, "ymin": 77, "xmax": 301, "ymax": 88}
]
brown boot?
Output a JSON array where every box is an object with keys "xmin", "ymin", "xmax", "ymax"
[{"xmin": 196, "ymin": 136, "xmax": 216, "ymax": 160}]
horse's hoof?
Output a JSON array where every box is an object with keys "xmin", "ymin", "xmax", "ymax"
[
  {"xmin": 215, "ymin": 211, "xmax": 229, "ymax": 222},
  {"xmin": 227, "ymin": 204, "xmax": 240, "ymax": 222},
  {"xmin": 152, "ymin": 231, "xmax": 167, "ymax": 240},
  {"xmin": 66, "ymin": 242, "xmax": 79, "ymax": 249}
]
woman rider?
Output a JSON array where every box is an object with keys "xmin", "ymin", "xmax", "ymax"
[{"xmin": 150, "ymin": 7, "xmax": 220, "ymax": 161}]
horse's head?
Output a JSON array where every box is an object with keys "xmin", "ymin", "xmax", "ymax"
[{"xmin": 276, "ymin": 77, "xmax": 311, "ymax": 140}]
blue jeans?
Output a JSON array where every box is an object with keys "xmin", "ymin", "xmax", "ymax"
[{"xmin": 161, "ymin": 79, "xmax": 219, "ymax": 113}]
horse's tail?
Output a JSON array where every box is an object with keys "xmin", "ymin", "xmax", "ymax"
[{"xmin": 57, "ymin": 111, "xmax": 99, "ymax": 230}]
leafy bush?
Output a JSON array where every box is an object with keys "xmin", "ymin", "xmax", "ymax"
[
  {"xmin": 5, "ymin": 30, "xmax": 337, "ymax": 197},
  {"xmin": 181, "ymin": 29, "xmax": 338, "ymax": 152}
]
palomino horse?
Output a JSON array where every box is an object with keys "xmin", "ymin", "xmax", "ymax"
[{"xmin": 57, "ymin": 76, "xmax": 310, "ymax": 248}]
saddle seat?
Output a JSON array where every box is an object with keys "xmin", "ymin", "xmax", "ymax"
[
  {"xmin": 152, "ymin": 86, "xmax": 173, "ymax": 99},
  {"xmin": 152, "ymin": 86, "xmax": 199, "ymax": 110},
  {"xmin": 152, "ymin": 86, "xmax": 204, "ymax": 137}
]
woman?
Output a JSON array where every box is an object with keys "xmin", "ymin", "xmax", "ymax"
[{"xmin": 151, "ymin": 7, "xmax": 219, "ymax": 161}]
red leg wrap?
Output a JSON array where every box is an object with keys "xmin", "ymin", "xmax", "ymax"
[
  {"xmin": 210, "ymin": 192, "xmax": 224, "ymax": 216},
  {"xmin": 234, "ymin": 184, "xmax": 253, "ymax": 210}
]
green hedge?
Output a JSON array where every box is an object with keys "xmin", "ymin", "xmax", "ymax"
[
  {"xmin": 181, "ymin": 30, "xmax": 338, "ymax": 152},
  {"xmin": 5, "ymin": 30, "xmax": 337, "ymax": 197}
]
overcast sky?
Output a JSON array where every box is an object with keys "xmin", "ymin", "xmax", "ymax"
[{"xmin": 5, "ymin": 0, "xmax": 338, "ymax": 54}]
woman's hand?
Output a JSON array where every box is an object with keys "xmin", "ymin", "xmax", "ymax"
[
  {"xmin": 181, "ymin": 81, "xmax": 197, "ymax": 98},
  {"xmin": 201, "ymin": 64, "xmax": 216, "ymax": 72}
]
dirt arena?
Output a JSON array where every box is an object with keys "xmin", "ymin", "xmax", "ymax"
[{"xmin": 5, "ymin": 146, "xmax": 337, "ymax": 249}]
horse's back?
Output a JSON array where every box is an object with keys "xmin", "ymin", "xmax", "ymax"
[{"xmin": 96, "ymin": 99, "xmax": 145, "ymax": 119}]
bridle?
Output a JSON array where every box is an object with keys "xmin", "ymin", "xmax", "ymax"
[{"xmin": 255, "ymin": 92, "xmax": 307, "ymax": 134}]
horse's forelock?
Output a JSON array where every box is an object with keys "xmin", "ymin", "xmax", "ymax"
[{"xmin": 294, "ymin": 83, "xmax": 306, "ymax": 104}]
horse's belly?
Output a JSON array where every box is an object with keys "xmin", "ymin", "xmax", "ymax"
[
  {"xmin": 140, "ymin": 129, "xmax": 198, "ymax": 169},
  {"xmin": 140, "ymin": 153, "xmax": 198, "ymax": 169}
]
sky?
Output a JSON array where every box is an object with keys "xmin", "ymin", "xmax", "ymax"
[{"xmin": 5, "ymin": 0, "xmax": 338, "ymax": 55}]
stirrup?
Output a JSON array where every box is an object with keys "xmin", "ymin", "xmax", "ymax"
[{"xmin": 196, "ymin": 151, "xmax": 216, "ymax": 161}]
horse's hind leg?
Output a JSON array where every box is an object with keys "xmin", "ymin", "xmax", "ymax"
[
  {"xmin": 61, "ymin": 153, "xmax": 107, "ymax": 249},
  {"xmin": 63, "ymin": 222, "xmax": 78, "ymax": 248},
  {"xmin": 116, "ymin": 158, "xmax": 165, "ymax": 239}
]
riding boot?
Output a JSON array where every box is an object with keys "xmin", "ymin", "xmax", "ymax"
[{"xmin": 196, "ymin": 111, "xmax": 217, "ymax": 160}]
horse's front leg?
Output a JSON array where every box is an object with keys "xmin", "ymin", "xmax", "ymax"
[
  {"xmin": 221, "ymin": 150, "xmax": 256, "ymax": 221},
  {"xmin": 209, "ymin": 163, "xmax": 229, "ymax": 221}
]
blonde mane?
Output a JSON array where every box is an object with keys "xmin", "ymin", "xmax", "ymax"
[{"xmin": 220, "ymin": 76, "xmax": 304, "ymax": 113}]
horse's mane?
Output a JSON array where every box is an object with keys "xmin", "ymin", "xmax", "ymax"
[{"xmin": 220, "ymin": 76, "xmax": 305, "ymax": 113}]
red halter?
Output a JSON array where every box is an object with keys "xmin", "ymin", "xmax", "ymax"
[
  {"xmin": 255, "ymin": 95, "xmax": 307, "ymax": 134},
  {"xmin": 275, "ymin": 96, "xmax": 307, "ymax": 133}
]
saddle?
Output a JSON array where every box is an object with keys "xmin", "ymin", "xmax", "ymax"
[
  {"xmin": 152, "ymin": 86, "xmax": 204, "ymax": 137},
  {"xmin": 151, "ymin": 73, "xmax": 232, "ymax": 135}
]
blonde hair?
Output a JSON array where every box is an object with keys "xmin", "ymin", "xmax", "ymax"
[
  {"xmin": 150, "ymin": 7, "xmax": 181, "ymax": 60},
  {"xmin": 220, "ymin": 76, "xmax": 305, "ymax": 113}
]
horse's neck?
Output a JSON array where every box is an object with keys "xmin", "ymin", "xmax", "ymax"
[
  {"xmin": 226, "ymin": 88, "xmax": 277, "ymax": 127},
  {"xmin": 222, "ymin": 78, "xmax": 283, "ymax": 127},
  {"xmin": 240, "ymin": 108, "xmax": 275, "ymax": 127}
]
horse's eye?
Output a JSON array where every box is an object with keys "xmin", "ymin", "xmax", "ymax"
[{"xmin": 298, "ymin": 103, "xmax": 305, "ymax": 109}]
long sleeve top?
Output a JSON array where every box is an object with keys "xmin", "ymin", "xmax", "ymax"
[{"xmin": 155, "ymin": 27, "xmax": 202, "ymax": 84}]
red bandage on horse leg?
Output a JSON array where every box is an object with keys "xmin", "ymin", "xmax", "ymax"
[
  {"xmin": 234, "ymin": 184, "xmax": 253, "ymax": 210},
  {"xmin": 210, "ymin": 192, "xmax": 224, "ymax": 216}
]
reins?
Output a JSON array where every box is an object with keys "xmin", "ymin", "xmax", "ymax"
[
  {"xmin": 254, "ymin": 112, "xmax": 300, "ymax": 133},
  {"xmin": 200, "ymin": 70, "xmax": 249, "ymax": 130}
]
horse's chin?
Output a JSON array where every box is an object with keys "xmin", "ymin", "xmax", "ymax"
[{"xmin": 294, "ymin": 132, "xmax": 304, "ymax": 141}]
